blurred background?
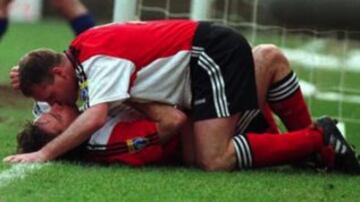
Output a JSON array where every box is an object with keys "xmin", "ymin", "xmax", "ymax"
[{"xmin": 10, "ymin": 0, "xmax": 360, "ymax": 32}]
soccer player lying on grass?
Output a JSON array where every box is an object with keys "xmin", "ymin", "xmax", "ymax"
[
  {"xmin": 6, "ymin": 39, "xmax": 360, "ymax": 173},
  {"xmin": 4, "ymin": 102, "xmax": 360, "ymax": 174},
  {"xmin": 14, "ymin": 104, "xmax": 181, "ymax": 166}
]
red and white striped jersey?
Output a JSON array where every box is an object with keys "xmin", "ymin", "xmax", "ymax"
[
  {"xmin": 69, "ymin": 20, "xmax": 199, "ymax": 109},
  {"xmin": 83, "ymin": 113, "xmax": 180, "ymax": 166}
]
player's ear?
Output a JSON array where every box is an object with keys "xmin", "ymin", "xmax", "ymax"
[{"xmin": 51, "ymin": 66, "xmax": 67, "ymax": 79}]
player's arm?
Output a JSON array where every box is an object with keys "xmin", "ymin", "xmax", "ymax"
[
  {"xmin": 42, "ymin": 103, "xmax": 108, "ymax": 160},
  {"xmin": 128, "ymin": 101, "xmax": 187, "ymax": 144},
  {"xmin": 4, "ymin": 103, "xmax": 108, "ymax": 163}
]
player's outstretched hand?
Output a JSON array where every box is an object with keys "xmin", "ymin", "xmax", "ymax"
[
  {"xmin": 9, "ymin": 65, "xmax": 20, "ymax": 90},
  {"xmin": 3, "ymin": 151, "xmax": 49, "ymax": 164}
]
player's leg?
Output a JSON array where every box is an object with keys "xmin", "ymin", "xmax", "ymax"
[
  {"xmin": 238, "ymin": 127, "xmax": 325, "ymax": 168},
  {"xmin": 193, "ymin": 116, "xmax": 240, "ymax": 171},
  {"xmin": 0, "ymin": 0, "xmax": 11, "ymax": 40},
  {"xmin": 190, "ymin": 23, "xmax": 263, "ymax": 171},
  {"xmin": 193, "ymin": 116, "xmax": 355, "ymax": 171},
  {"xmin": 241, "ymin": 45, "xmax": 358, "ymax": 172},
  {"xmin": 252, "ymin": 45, "xmax": 283, "ymax": 133},
  {"xmin": 51, "ymin": 0, "xmax": 95, "ymax": 35},
  {"xmin": 235, "ymin": 118, "xmax": 359, "ymax": 174},
  {"xmin": 181, "ymin": 34, "xmax": 284, "ymax": 169},
  {"xmin": 192, "ymin": 114, "xmax": 337, "ymax": 171},
  {"xmin": 190, "ymin": 23, "xmax": 325, "ymax": 171},
  {"xmin": 180, "ymin": 118, "xmax": 197, "ymax": 166},
  {"xmin": 253, "ymin": 44, "xmax": 312, "ymax": 131},
  {"xmin": 259, "ymin": 103, "xmax": 279, "ymax": 133}
]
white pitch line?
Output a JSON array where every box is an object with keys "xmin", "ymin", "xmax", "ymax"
[{"xmin": 0, "ymin": 163, "xmax": 47, "ymax": 188}]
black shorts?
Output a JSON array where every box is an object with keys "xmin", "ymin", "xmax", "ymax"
[{"xmin": 190, "ymin": 22, "xmax": 268, "ymax": 132}]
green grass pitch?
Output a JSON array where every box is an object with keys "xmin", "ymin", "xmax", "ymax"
[{"xmin": 0, "ymin": 21, "xmax": 360, "ymax": 202}]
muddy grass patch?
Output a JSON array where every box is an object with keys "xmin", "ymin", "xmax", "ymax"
[{"xmin": 0, "ymin": 85, "xmax": 32, "ymax": 107}]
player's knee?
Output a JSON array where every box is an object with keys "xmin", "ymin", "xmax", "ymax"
[
  {"xmin": 165, "ymin": 110, "xmax": 187, "ymax": 132},
  {"xmin": 254, "ymin": 44, "xmax": 283, "ymax": 62},
  {"xmin": 197, "ymin": 158, "xmax": 219, "ymax": 171},
  {"xmin": 254, "ymin": 44, "xmax": 290, "ymax": 71},
  {"xmin": 197, "ymin": 157, "xmax": 230, "ymax": 171}
]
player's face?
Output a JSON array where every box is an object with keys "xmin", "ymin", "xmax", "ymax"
[
  {"xmin": 34, "ymin": 104, "xmax": 79, "ymax": 135},
  {"xmin": 30, "ymin": 70, "xmax": 78, "ymax": 105}
]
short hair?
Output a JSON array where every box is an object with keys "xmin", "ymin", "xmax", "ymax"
[
  {"xmin": 16, "ymin": 122, "xmax": 85, "ymax": 161},
  {"xmin": 16, "ymin": 122, "xmax": 55, "ymax": 154},
  {"xmin": 18, "ymin": 48, "xmax": 64, "ymax": 97}
]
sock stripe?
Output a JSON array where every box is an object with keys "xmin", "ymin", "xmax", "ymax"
[
  {"xmin": 233, "ymin": 137, "xmax": 247, "ymax": 168},
  {"xmin": 232, "ymin": 138, "xmax": 243, "ymax": 168},
  {"xmin": 268, "ymin": 78, "xmax": 298, "ymax": 98},
  {"xmin": 233, "ymin": 135, "xmax": 253, "ymax": 169},
  {"xmin": 238, "ymin": 136, "xmax": 253, "ymax": 167},
  {"xmin": 268, "ymin": 83, "xmax": 299, "ymax": 102},
  {"xmin": 268, "ymin": 72, "xmax": 296, "ymax": 93},
  {"xmin": 267, "ymin": 72, "xmax": 300, "ymax": 102}
]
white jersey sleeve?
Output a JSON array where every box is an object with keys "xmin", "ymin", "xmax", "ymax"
[{"xmin": 82, "ymin": 55, "xmax": 136, "ymax": 108}]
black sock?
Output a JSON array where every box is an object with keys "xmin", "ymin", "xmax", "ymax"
[{"xmin": 0, "ymin": 17, "xmax": 8, "ymax": 40}]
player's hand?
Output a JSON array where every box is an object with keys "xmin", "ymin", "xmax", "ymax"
[
  {"xmin": 3, "ymin": 150, "xmax": 49, "ymax": 164},
  {"xmin": 9, "ymin": 65, "xmax": 20, "ymax": 90}
]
